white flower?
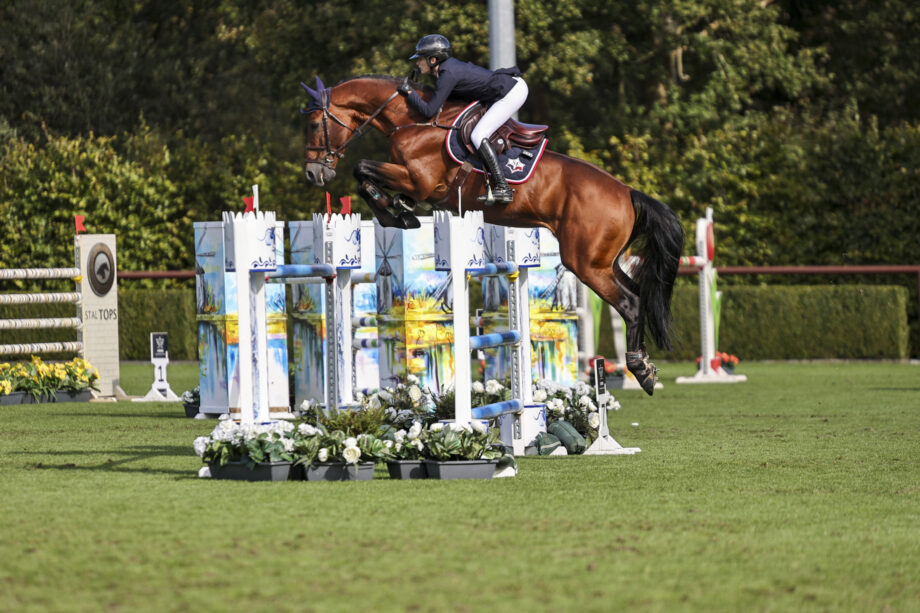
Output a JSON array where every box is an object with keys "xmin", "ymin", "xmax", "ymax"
[
  {"xmin": 430, "ymin": 422, "xmax": 444, "ymax": 432},
  {"xmin": 588, "ymin": 412, "xmax": 601, "ymax": 429},
  {"xmin": 378, "ymin": 389, "xmax": 392, "ymax": 402},
  {"xmin": 471, "ymin": 420, "xmax": 487, "ymax": 434},
  {"xmin": 298, "ymin": 423, "xmax": 318, "ymax": 436},
  {"xmin": 342, "ymin": 445, "xmax": 362, "ymax": 464},
  {"xmin": 611, "ymin": 399, "xmax": 622, "ymax": 411},
  {"xmin": 407, "ymin": 374, "xmax": 420, "ymax": 385},
  {"xmin": 367, "ymin": 395, "xmax": 382, "ymax": 410},
  {"xmin": 414, "ymin": 440, "xmax": 424, "ymax": 451},
  {"xmin": 408, "ymin": 422, "xmax": 423, "ymax": 440},
  {"xmin": 485, "ymin": 379, "xmax": 503, "ymax": 395},
  {"xmin": 395, "ymin": 441, "xmax": 403, "ymax": 452},
  {"xmin": 343, "ymin": 437, "xmax": 358, "ymax": 448},
  {"xmin": 219, "ymin": 413, "xmax": 232, "ymax": 421},
  {"xmin": 395, "ymin": 429, "xmax": 407, "ymax": 443},
  {"xmin": 533, "ymin": 389, "xmax": 547, "ymax": 403},
  {"xmin": 408, "ymin": 385, "xmax": 422, "ymax": 403},
  {"xmin": 318, "ymin": 448, "xmax": 329, "ymax": 462},
  {"xmin": 448, "ymin": 422, "xmax": 470, "ymax": 433},
  {"xmin": 383, "ymin": 440, "xmax": 394, "ymax": 449},
  {"xmin": 193, "ymin": 436, "xmax": 209, "ymax": 457},
  {"xmin": 299, "ymin": 399, "xmax": 312, "ymax": 412},
  {"xmin": 472, "ymin": 381, "xmax": 485, "ymax": 393},
  {"xmin": 283, "ymin": 437, "xmax": 295, "ymax": 452}
]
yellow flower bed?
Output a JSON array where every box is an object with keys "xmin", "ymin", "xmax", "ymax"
[{"xmin": 0, "ymin": 356, "xmax": 100, "ymax": 396}]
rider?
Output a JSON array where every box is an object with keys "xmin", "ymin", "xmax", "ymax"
[{"xmin": 397, "ymin": 34, "xmax": 527, "ymax": 204}]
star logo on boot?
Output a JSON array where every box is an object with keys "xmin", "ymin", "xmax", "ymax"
[{"xmin": 505, "ymin": 157, "xmax": 525, "ymax": 174}]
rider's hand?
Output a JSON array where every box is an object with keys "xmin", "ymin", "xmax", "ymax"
[{"xmin": 397, "ymin": 81, "xmax": 413, "ymax": 96}]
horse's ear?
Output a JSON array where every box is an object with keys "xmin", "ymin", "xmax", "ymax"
[
  {"xmin": 301, "ymin": 81, "xmax": 319, "ymax": 99},
  {"xmin": 315, "ymin": 76, "xmax": 326, "ymax": 92}
]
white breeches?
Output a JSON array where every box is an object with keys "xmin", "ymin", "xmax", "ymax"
[{"xmin": 472, "ymin": 77, "xmax": 528, "ymax": 148}]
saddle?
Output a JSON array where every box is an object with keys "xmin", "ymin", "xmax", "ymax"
[{"xmin": 458, "ymin": 102, "xmax": 549, "ymax": 156}]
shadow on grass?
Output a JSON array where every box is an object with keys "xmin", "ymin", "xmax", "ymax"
[
  {"xmin": 867, "ymin": 387, "xmax": 920, "ymax": 392},
  {"xmin": 51, "ymin": 410, "xmax": 193, "ymax": 420},
  {"xmin": 13, "ymin": 445, "xmax": 199, "ymax": 479}
]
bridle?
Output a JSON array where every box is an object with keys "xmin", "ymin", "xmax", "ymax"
[{"xmin": 304, "ymin": 87, "xmax": 401, "ymax": 169}]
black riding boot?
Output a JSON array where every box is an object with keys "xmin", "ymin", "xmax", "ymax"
[{"xmin": 476, "ymin": 139, "xmax": 514, "ymax": 204}]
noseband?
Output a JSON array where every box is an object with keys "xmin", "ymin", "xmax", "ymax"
[{"xmin": 304, "ymin": 87, "xmax": 401, "ymax": 170}]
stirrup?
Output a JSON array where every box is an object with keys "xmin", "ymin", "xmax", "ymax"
[{"xmin": 477, "ymin": 182, "xmax": 513, "ymax": 205}]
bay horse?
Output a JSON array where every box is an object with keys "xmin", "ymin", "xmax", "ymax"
[{"xmin": 301, "ymin": 75, "xmax": 684, "ymax": 395}]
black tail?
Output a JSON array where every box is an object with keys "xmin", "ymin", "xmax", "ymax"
[{"xmin": 625, "ymin": 189, "xmax": 684, "ymax": 350}]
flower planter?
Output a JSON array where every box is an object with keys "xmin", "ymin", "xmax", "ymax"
[
  {"xmin": 208, "ymin": 461, "xmax": 291, "ymax": 482},
  {"xmin": 302, "ymin": 462, "xmax": 375, "ymax": 482},
  {"xmin": 183, "ymin": 403, "xmax": 200, "ymax": 418},
  {"xmin": 423, "ymin": 459, "xmax": 497, "ymax": 480},
  {"xmin": 386, "ymin": 459, "xmax": 428, "ymax": 480},
  {"xmin": 54, "ymin": 390, "xmax": 93, "ymax": 403},
  {"xmin": 0, "ymin": 391, "xmax": 54, "ymax": 405},
  {"xmin": 0, "ymin": 392, "xmax": 28, "ymax": 405},
  {"xmin": 605, "ymin": 373, "xmax": 626, "ymax": 389}
]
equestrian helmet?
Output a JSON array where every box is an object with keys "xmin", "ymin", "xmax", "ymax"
[{"xmin": 410, "ymin": 34, "xmax": 452, "ymax": 63}]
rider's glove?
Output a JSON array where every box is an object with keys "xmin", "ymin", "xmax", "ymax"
[{"xmin": 397, "ymin": 82, "xmax": 413, "ymax": 97}]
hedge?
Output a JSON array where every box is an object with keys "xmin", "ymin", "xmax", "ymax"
[
  {"xmin": 0, "ymin": 285, "xmax": 909, "ymax": 363},
  {"xmin": 615, "ymin": 284, "xmax": 910, "ymax": 361}
]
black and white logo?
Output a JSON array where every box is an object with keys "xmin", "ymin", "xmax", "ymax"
[{"xmin": 87, "ymin": 243, "xmax": 115, "ymax": 297}]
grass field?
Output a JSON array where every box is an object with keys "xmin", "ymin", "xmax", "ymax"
[{"xmin": 1, "ymin": 362, "xmax": 918, "ymax": 612}]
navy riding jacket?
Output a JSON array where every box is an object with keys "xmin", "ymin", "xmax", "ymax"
[{"xmin": 406, "ymin": 57, "xmax": 521, "ymax": 119}]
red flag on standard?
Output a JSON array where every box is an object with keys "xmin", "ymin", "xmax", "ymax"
[
  {"xmin": 74, "ymin": 215, "xmax": 86, "ymax": 234},
  {"xmin": 243, "ymin": 197, "xmax": 255, "ymax": 213},
  {"xmin": 326, "ymin": 192, "xmax": 332, "ymax": 217},
  {"xmin": 340, "ymin": 196, "xmax": 351, "ymax": 215}
]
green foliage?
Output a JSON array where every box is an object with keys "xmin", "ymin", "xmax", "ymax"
[
  {"xmin": 301, "ymin": 404, "xmax": 389, "ymax": 437},
  {"xmin": 118, "ymin": 289, "xmax": 197, "ymax": 360},
  {"xmin": 2, "ymin": 0, "xmax": 919, "ymax": 357},
  {"xmin": 635, "ymin": 284, "xmax": 910, "ymax": 361}
]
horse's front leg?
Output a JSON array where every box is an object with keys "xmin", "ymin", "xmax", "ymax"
[
  {"xmin": 354, "ymin": 160, "xmax": 421, "ymax": 229},
  {"xmin": 354, "ymin": 160, "xmax": 420, "ymax": 229}
]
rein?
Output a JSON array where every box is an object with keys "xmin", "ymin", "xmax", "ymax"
[
  {"xmin": 306, "ymin": 88, "xmax": 401, "ymax": 164},
  {"xmin": 306, "ymin": 87, "xmax": 455, "ymax": 166}
]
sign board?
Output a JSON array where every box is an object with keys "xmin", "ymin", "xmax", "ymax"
[{"xmin": 133, "ymin": 332, "xmax": 180, "ymax": 402}]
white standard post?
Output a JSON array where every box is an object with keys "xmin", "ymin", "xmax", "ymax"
[
  {"xmin": 675, "ymin": 208, "xmax": 747, "ymax": 384},
  {"xmin": 698, "ymin": 210, "xmax": 716, "ymax": 377},
  {"xmin": 224, "ymin": 208, "xmax": 276, "ymax": 424},
  {"xmin": 316, "ymin": 212, "xmax": 362, "ymax": 408},
  {"xmin": 434, "ymin": 211, "xmax": 485, "ymax": 426},
  {"xmin": 450, "ymin": 214, "xmax": 472, "ymax": 426}
]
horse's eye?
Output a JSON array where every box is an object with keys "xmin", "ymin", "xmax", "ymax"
[{"xmin": 310, "ymin": 122, "xmax": 320, "ymax": 130}]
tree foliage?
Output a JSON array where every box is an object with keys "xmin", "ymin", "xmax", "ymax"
[{"xmin": 1, "ymin": 0, "xmax": 918, "ymax": 349}]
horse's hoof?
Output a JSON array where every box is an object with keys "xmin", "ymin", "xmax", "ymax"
[
  {"xmin": 636, "ymin": 369, "xmax": 657, "ymax": 396},
  {"xmin": 626, "ymin": 352, "xmax": 657, "ymax": 397},
  {"xmin": 398, "ymin": 212, "xmax": 421, "ymax": 229}
]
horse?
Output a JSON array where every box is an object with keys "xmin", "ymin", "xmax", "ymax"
[{"xmin": 301, "ymin": 75, "xmax": 684, "ymax": 395}]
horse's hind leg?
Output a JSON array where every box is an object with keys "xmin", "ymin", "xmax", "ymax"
[{"xmin": 581, "ymin": 263, "xmax": 659, "ymax": 396}]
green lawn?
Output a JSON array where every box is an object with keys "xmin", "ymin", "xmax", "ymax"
[{"xmin": 1, "ymin": 362, "xmax": 918, "ymax": 612}]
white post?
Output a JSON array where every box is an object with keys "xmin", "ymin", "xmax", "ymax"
[
  {"xmin": 223, "ymin": 209, "xmax": 277, "ymax": 424},
  {"xmin": 434, "ymin": 211, "xmax": 485, "ymax": 425},
  {"xmin": 676, "ymin": 207, "xmax": 747, "ymax": 384}
]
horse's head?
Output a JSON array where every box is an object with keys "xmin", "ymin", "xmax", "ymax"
[{"xmin": 301, "ymin": 77, "xmax": 354, "ymax": 186}]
